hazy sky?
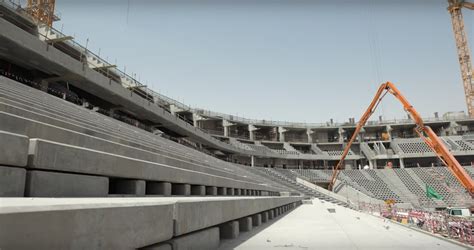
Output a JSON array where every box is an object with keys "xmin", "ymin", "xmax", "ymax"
[{"xmin": 53, "ymin": 0, "xmax": 473, "ymax": 123}]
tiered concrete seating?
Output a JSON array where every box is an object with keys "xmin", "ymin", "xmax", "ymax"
[{"xmin": 0, "ymin": 76, "xmax": 285, "ymax": 197}]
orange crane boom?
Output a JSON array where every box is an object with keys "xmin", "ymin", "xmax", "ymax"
[{"xmin": 328, "ymin": 82, "xmax": 474, "ymax": 196}]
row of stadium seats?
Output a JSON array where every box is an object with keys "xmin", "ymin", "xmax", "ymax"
[
  {"xmin": 0, "ymin": 76, "xmax": 286, "ymax": 197},
  {"xmin": 286, "ymin": 167, "xmax": 473, "ymax": 207}
]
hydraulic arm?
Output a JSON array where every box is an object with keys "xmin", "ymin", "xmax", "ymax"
[{"xmin": 328, "ymin": 82, "xmax": 474, "ymax": 196}]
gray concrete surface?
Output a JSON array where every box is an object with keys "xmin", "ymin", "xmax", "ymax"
[
  {"xmin": 0, "ymin": 130, "xmax": 28, "ymax": 167},
  {"xmin": 0, "ymin": 165, "xmax": 26, "ymax": 196},
  {"xmin": 0, "ymin": 196, "xmax": 301, "ymax": 249},
  {"xmin": 26, "ymin": 170, "xmax": 108, "ymax": 197},
  {"xmin": 219, "ymin": 199, "xmax": 469, "ymax": 250},
  {"xmin": 166, "ymin": 227, "xmax": 220, "ymax": 250}
]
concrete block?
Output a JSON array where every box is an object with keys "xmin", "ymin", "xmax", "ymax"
[
  {"xmin": 217, "ymin": 187, "xmax": 226, "ymax": 196},
  {"xmin": 261, "ymin": 211, "xmax": 269, "ymax": 223},
  {"xmin": 26, "ymin": 170, "xmax": 108, "ymax": 197},
  {"xmin": 226, "ymin": 188, "xmax": 234, "ymax": 196},
  {"xmin": 146, "ymin": 182, "xmax": 171, "ymax": 196},
  {"xmin": 167, "ymin": 227, "xmax": 219, "ymax": 250},
  {"xmin": 0, "ymin": 198, "xmax": 174, "ymax": 249},
  {"xmin": 142, "ymin": 243, "xmax": 172, "ymax": 250},
  {"xmin": 110, "ymin": 179, "xmax": 145, "ymax": 196},
  {"xmin": 219, "ymin": 221, "xmax": 239, "ymax": 239},
  {"xmin": 239, "ymin": 217, "xmax": 252, "ymax": 232},
  {"xmin": 269, "ymin": 210, "xmax": 274, "ymax": 220},
  {"xmin": 173, "ymin": 196, "xmax": 303, "ymax": 236},
  {"xmin": 0, "ymin": 166, "xmax": 26, "ymax": 196},
  {"xmin": 0, "ymin": 131, "xmax": 28, "ymax": 167},
  {"xmin": 206, "ymin": 186, "xmax": 217, "ymax": 196},
  {"xmin": 191, "ymin": 185, "xmax": 205, "ymax": 196},
  {"xmin": 252, "ymin": 214, "xmax": 262, "ymax": 227},
  {"xmin": 172, "ymin": 184, "xmax": 190, "ymax": 196}
]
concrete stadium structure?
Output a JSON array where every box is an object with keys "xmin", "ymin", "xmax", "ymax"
[{"xmin": 0, "ymin": 1, "xmax": 473, "ymax": 249}]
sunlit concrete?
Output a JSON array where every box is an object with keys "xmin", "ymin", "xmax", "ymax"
[{"xmin": 219, "ymin": 199, "xmax": 467, "ymax": 250}]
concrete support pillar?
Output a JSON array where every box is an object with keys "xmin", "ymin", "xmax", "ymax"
[
  {"xmin": 217, "ymin": 187, "xmax": 226, "ymax": 196},
  {"xmin": 251, "ymin": 155, "xmax": 255, "ymax": 167},
  {"xmin": 172, "ymin": 184, "xmax": 190, "ymax": 196},
  {"xmin": 338, "ymin": 128, "xmax": 345, "ymax": 143},
  {"xmin": 248, "ymin": 124, "xmax": 258, "ymax": 141},
  {"xmin": 227, "ymin": 188, "xmax": 234, "ymax": 196},
  {"xmin": 234, "ymin": 188, "xmax": 241, "ymax": 196},
  {"xmin": 146, "ymin": 182, "xmax": 171, "ymax": 196},
  {"xmin": 110, "ymin": 179, "xmax": 145, "ymax": 196},
  {"xmin": 386, "ymin": 125, "xmax": 393, "ymax": 141},
  {"xmin": 223, "ymin": 120, "xmax": 235, "ymax": 137},
  {"xmin": 269, "ymin": 210, "xmax": 275, "ymax": 220},
  {"xmin": 252, "ymin": 214, "xmax": 262, "ymax": 227},
  {"xmin": 239, "ymin": 217, "xmax": 252, "ymax": 232},
  {"xmin": 278, "ymin": 127, "xmax": 288, "ymax": 142},
  {"xmin": 191, "ymin": 185, "xmax": 206, "ymax": 196},
  {"xmin": 307, "ymin": 128, "xmax": 314, "ymax": 143},
  {"xmin": 206, "ymin": 186, "xmax": 217, "ymax": 196},
  {"xmin": 261, "ymin": 211, "xmax": 269, "ymax": 223},
  {"xmin": 192, "ymin": 113, "xmax": 203, "ymax": 127},
  {"xmin": 220, "ymin": 221, "xmax": 239, "ymax": 239},
  {"xmin": 399, "ymin": 158, "xmax": 405, "ymax": 169}
]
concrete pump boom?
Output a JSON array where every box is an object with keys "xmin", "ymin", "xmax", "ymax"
[{"xmin": 328, "ymin": 82, "xmax": 474, "ymax": 196}]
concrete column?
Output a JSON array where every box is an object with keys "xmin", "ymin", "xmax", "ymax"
[
  {"xmin": 252, "ymin": 214, "xmax": 262, "ymax": 227},
  {"xmin": 269, "ymin": 210, "xmax": 275, "ymax": 220},
  {"xmin": 239, "ymin": 217, "xmax": 252, "ymax": 232},
  {"xmin": 217, "ymin": 187, "xmax": 226, "ymax": 196},
  {"xmin": 261, "ymin": 211, "xmax": 269, "ymax": 223},
  {"xmin": 227, "ymin": 188, "xmax": 234, "ymax": 196},
  {"xmin": 223, "ymin": 120, "xmax": 235, "ymax": 137},
  {"xmin": 278, "ymin": 127, "xmax": 287, "ymax": 142},
  {"xmin": 338, "ymin": 128, "xmax": 344, "ymax": 143},
  {"xmin": 248, "ymin": 124, "xmax": 258, "ymax": 141},
  {"xmin": 386, "ymin": 125, "xmax": 393, "ymax": 141},
  {"xmin": 172, "ymin": 184, "xmax": 190, "ymax": 196},
  {"xmin": 220, "ymin": 221, "xmax": 239, "ymax": 239},
  {"xmin": 399, "ymin": 158, "xmax": 405, "ymax": 169},
  {"xmin": 234, "ymin": 188, "xmax": 241, "ymax": 196},
  {"xmin": 146, "ymin": 182, "xmax": 171, "ymax": 196},
  {"xmin": 206, "ymin": 186, "xmax": 217, "ymax": 196},
  {"xmin": 192, "ymin": 113, "xmax": 203, "ymax": 127},
  {"xmin": 251, "ymin": 155, "xmax": 255, "ymax": 167},
  {"xmin": 191, "ymin": 185, "xmax": 206, "ymax": 196},
  {"xmin": 307, "ymin": 128, "xmax": 314, "ymax": 143}
]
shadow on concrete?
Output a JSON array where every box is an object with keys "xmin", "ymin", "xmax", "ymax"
[{"xmin": 218, "ymin": 207, "xmax": 300, "ymax": 250}]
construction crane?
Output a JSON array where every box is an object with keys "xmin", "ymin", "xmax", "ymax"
[
  {"xmin": 328, "ymin": 82, "xmax": 474, "ymax": 196},
  {"xmin": 448, "ymin": 0, "xmax": 474, "ymax": 117},
  {"xmin": 25, "ymin": 0, "xmax": 57, "ymax": 27}
]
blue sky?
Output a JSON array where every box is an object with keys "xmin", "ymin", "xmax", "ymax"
[{"xmin": 53, "ymin": 0, "xmax": 473, "ymax": 123}]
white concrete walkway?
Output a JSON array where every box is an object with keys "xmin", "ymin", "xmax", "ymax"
[{"xmin": 219, "ymin": 199, "xmax": 470, "ymax": 250}]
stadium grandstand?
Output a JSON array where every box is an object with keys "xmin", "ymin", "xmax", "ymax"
[{"xmin": 0, "ymin": 0, "xmax": 474, "ymax": 249}]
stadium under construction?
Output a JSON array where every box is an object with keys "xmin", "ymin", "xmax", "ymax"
[{"xmin": 1, "ymin": 0, "xmax": 474, "ymax": 249}]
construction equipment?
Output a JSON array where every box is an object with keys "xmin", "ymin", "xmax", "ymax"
[
  {"xmin": 328, "ymin": 82, "xmax": 474, "ymax": 197},
  {"xmin": 447, "ymin": 0, "xmax": 474, "ymax": 117},
  {"xmin": 25, "ymin": 0, "xmax": 57, "ymax": 27}
]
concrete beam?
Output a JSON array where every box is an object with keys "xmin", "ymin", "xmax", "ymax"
[
  {"xmin": 0, "ymin": 166, "xmax": 26, "ymax": 197},
  {"xmin": 0, "ymin": 131, "xmax": 28, "ymax": 167},
  {"xmin": 26, "ymin": 170, "xmax": 108, "ymax": 197},
  {"xmin": 0, "ymin": 198, "xmax": 175, "ymax": 249}
]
